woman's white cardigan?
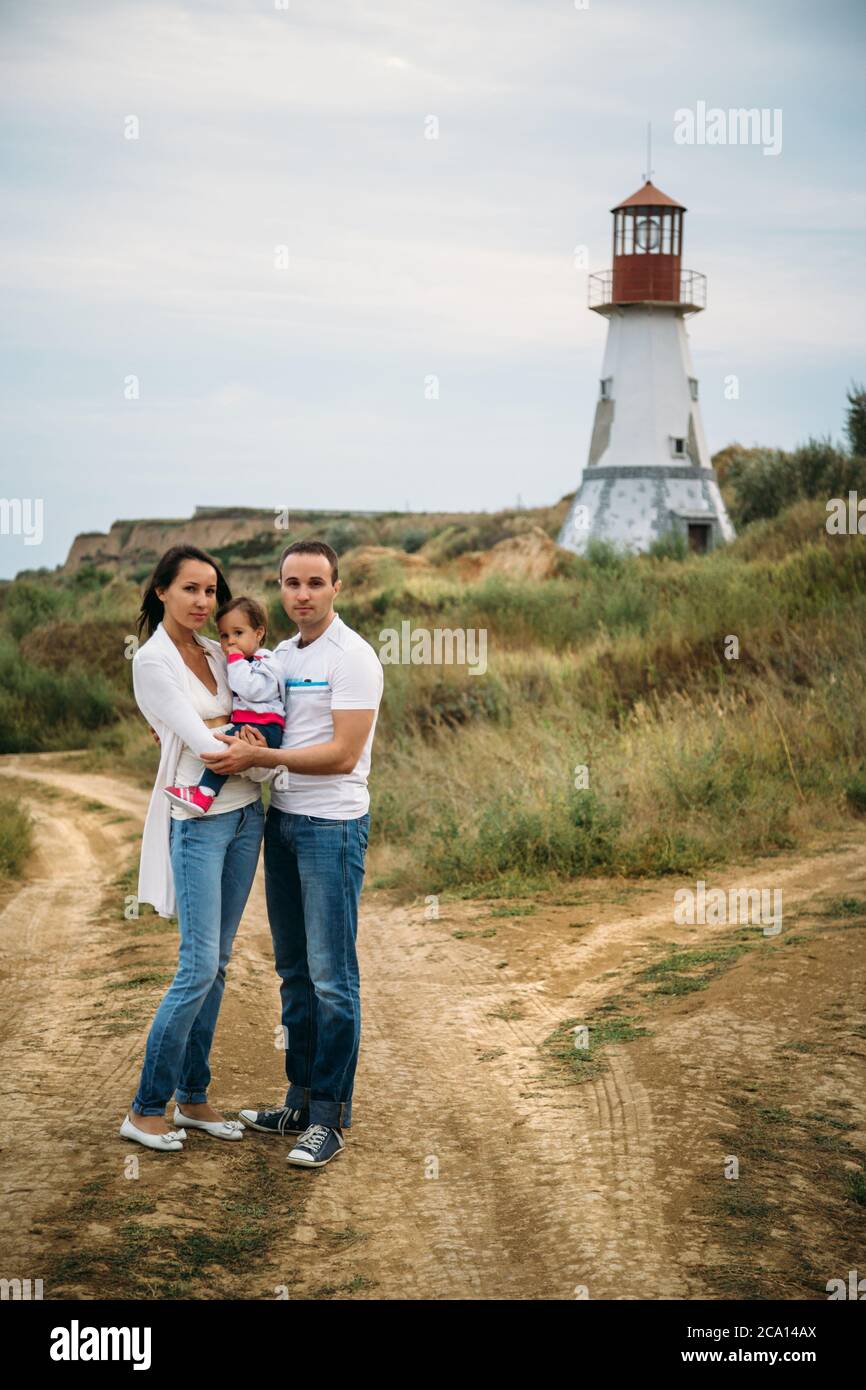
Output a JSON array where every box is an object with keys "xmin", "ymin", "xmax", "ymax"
[{"xmin": 132, "ymin": 620, "xmax": 271, "ymax": 919}]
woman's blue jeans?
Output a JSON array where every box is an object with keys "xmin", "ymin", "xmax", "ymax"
[{"xmin": 131, "ymin": 799, "xmax": 264, "ymax": 1115}]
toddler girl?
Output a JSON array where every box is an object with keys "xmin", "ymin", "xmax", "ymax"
[{"xmin": 163, "ymin": 596, "xmax": 284, "ymax": 816}]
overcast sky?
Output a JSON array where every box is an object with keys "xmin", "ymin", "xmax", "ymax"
[{"xmin": 2, "ymin": 0, "xmax": 864, "ymax": 577}]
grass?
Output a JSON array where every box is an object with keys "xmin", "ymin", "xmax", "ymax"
[
  {"xmin": 637, "ymin": 944, "xmax": 754, "ymax": 995},
  {"xmin": 0, "ymin": 793, "xmax": 33, "ymax": 881},
  {"xmin": 701, "ymin": 1088, "xmax": 866, "ymax": 1299},
  {"xmin": 46, "ymin": 1150, "xmax": 293, "ymax": 1299},
  {"xmin": 6, "ymin": 495, "xmax": 866, "ymax": 900},
  {"xmin": 542, "ymin": 1007, "xmax": 653, "ymax": 1084}
]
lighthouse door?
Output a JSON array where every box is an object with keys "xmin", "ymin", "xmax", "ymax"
[{"xmin": 687, "ymin": 522, "xmax": 711, "ymax": 554}]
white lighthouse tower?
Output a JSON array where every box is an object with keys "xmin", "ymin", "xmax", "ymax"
[{"xmin": 558, "ymin": 179, "xmax": 735, "ymax": 555}]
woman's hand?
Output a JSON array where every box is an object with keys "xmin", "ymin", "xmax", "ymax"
[{"xmin": 238, "ymin": 725, "xmax": 267, "ymax": 746}]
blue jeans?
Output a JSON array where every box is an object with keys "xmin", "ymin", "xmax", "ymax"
[
  {"xmin": 132, "ymin": 799, "xmax": 264, "ymax": 1115},
  {"xmin": 263, "ymin": 807, "xmax": 369, "ymax": 1129}
]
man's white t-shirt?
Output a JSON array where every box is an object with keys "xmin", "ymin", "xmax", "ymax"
[{"xmin": 267, "ymin": 612, "xmax": 384, "ymax": 819}]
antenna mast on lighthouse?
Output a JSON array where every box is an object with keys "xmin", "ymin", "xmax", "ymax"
[{"xmin": 642, "ymin": 121, "xmax": 654, "ymax": 184}]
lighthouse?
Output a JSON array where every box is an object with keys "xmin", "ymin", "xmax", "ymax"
[{"xmin": 558, "ymin": 180, "xmax": 735, "ymax": 556}]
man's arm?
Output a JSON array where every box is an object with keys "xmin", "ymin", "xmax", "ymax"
[{"xmin": 201, "ymin": 708, "xmax": 375, "ymax": 777}]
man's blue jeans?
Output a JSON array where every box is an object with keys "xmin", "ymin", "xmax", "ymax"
[
  {"xmin": 132, "ymin": 799, "xmax": 264, "ymax": 1115},
  {"xmin": 263, "ymin": 807, "xmax": 369, "ymax": 1129}
]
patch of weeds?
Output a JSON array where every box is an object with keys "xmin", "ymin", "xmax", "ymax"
[
  {"xmin": 700, "ymin": 1088, "xmax": 866, "ymax": 1298},
  {"xmin": 845, "ymin": 1167, "xmax": 866, "ymax": 1206},
  {"xmin": 488, "ymin": 905, "xmax": 535, "ymax": 918},
  {"xmin": 101, "ymin": 1005, "xmax": 148, "ymax": 1035},
  {"xmin": 332, "ymin": 1226, "xmax": 368, "ymax": 1246},
  {"xmin": 106, "ymin": 972, "xmax": 174, "ymax": 992},
  {"xmin": 805, "ymin": 1111, "xmax": 857, "ymax": 1131},
  {"xmin": 818, "ymin": 896, "xmax": 866, "ymax": 917},
  {"xmin": 47, "ymin": 1151, "xmax": 289, "ymax": 1299},
  {"xmin": 638, "ymin": 944, "xmax": 752, "ymax": 996},
  {"xmin": 488, "ymin": 1002, "xmax": 524, "ymax": 1022},
  {"xmin": 308, "ymin": 1273, "xmax": 378, "ymax": 1298},
  {"xmin": 478, "ymin": 1048, "xmax": 506, "ymax": 1061},
  {"xmin": 542, "ymin": 1010, "xmax": 652, "ymax": 1084}
]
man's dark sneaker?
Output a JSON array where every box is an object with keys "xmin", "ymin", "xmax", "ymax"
[
  {"xmin": 286, "ymin": 1123, "xmax": 345, "ymax": 1167},
  {"xmin": 238, "ymin": 1105, "xmax": 309, "ymax": 1137}
]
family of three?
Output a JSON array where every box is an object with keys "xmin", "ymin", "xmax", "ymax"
[{"xmin": 118, "ymin": 538, "xmax": 384, "ymax": 1169}]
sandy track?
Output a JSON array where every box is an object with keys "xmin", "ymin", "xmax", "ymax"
[{"xmin": 1, "ymin": 753, "xmax": 863, "ymax": 1299}]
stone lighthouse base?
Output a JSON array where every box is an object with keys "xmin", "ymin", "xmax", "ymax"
[{"xmin": 558, "ymin": 463, "xmax": 736, "ymax": 556}]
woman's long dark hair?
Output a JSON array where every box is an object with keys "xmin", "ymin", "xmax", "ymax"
[{"xmin": 137, "ymin": 545, "xmax": 233, "ymax": 642}]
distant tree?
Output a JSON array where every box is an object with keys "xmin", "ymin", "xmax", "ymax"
[
  {"xmin": 723, "ymin": 448, "xmax": 797, "ymax": 526},
  {"xmin": 845, "ymin": 380, "xmax": 866, "ymax": 458},
  {"xmin": 719, "ymin": 383, "xmax": 866, "ymax": 528}
]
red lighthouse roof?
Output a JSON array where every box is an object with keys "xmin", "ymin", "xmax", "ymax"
[{"xmin": 611, "ymin": 180, "xmax": 686, "ymax": 212}]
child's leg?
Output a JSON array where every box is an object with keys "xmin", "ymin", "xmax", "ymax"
[
  {"xmin": 230, "ymin": 718, "xmax": 285, "ymax": 753},
  {"xmin": 223, "ymin": 718, "xmax": 284, "ymax": 780},
  {"xmin": 260, "ymin": 722, "xmax": 285, "ymax": 750},
  {"xmin": 197, "ymin": 723, "xmax": 241, "ymax": 799}
]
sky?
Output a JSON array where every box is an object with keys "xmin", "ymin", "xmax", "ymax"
[{"xmin": 2, "ymin": 0, "xmax": 864, "ymax": 577}]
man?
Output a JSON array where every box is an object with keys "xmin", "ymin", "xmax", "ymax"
[{"xmin": 201, "ymin": 539, "xmax": 383, "ymax": 1167}]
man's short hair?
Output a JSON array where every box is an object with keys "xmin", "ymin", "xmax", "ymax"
[{"xmin": 278, "ymin": 539, "xmax": 339, "ymax": 585}]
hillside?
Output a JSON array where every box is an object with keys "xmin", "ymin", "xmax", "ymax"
[{"xmin": 55, "ymin": 498, "xmax": 576, "ymax": 591}]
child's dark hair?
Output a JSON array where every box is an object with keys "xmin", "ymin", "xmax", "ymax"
[{"xmin": 214, "ymin": 595, "xmax": 269, "ymax": 640}]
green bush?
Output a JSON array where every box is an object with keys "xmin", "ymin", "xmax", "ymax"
[
  {"xmin": 648, "ymin": 528, "xmax": 689, "ymax": 561},
  {"xmin": 0, "ymin": 637, "xmax": 118, "ymax": 752},
  {"xmin": 400, "ymin": 529, "xmax": 429, "ymax": 554},
  {"xmin": 0, "ymin": 795, "xmax": 33, "ymax": 879},
  {"xmin": 3, "ymin": 582, "xmax": 64, "ymax": 641},
  {"xmin": 423, "ymin": 789, "xmax": 622, "ymax": 889}
]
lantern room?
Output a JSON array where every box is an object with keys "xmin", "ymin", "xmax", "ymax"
[{"xmin": 588, "ymin": 179, "xmax": 706, "ymax": 313}]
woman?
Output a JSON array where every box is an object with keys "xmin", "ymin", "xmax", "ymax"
[{"xmin": 119, "ymin": 544, "xmax": 269, "ymax": 1152}]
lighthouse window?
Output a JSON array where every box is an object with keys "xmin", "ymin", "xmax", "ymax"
[
  {"xmin": 670, "ymin": 436, "xmax": 686, "ymax": 457},
  {"xmin": 661, "ymin": 213, "xmax": 672, "ymax": 255},
  {"xmin": 689, "ymin": 378, "xmax": 699, "ymax": 401},
  {"xmin": 635, "ymin": 217, "xmax": 660, "ymax": 253},
  {"xmin": 600, "ymin": 377, "xmax": 613, "ymax": 400}
]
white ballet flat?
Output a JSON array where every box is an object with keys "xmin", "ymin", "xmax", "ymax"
[
  {"xmin": 173, "ymin": 1106, "xmax": 245, "ymax": 1141},
  {"xmin": 119, "ymin": 1114, "xmax": 186, "ymax": 1151}
]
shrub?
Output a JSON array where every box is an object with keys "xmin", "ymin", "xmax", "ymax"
[
  {"xmin": 2, "ymin": 582, "xmax": 64, "ymax": 641},
  {"xmin": 0, "ymin": 795, "xmax": 34, "ymax": 879},
  {"xmin": 0, "ymin": 637, "xmax": 118, "ymax": 752}
]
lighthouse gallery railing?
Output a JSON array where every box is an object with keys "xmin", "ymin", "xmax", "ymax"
[{"xmin": 588, "ymin": 269, "xmax": 707, "ymax": 310}]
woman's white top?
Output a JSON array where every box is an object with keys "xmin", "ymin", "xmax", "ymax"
[
  {"xmin": 171, "ymin": 654, "xmax": 261, "ymax": 821},
  {"xmin": 131, "ymin": 621, "xmax": 271, "ymax": 919}
]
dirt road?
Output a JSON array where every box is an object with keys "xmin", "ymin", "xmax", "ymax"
[{"xmin": 1, "ymin": 753, "xmax": 864, "ymax": 1299}]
